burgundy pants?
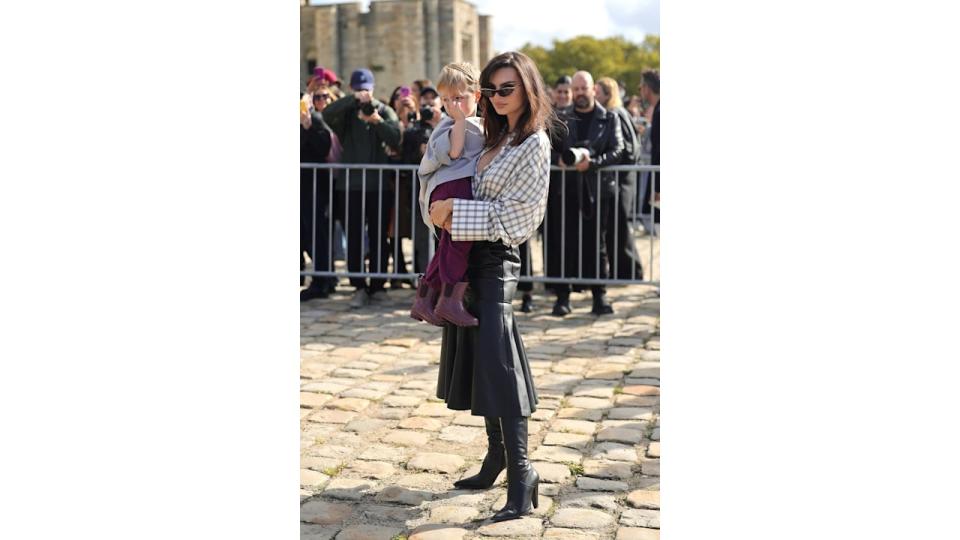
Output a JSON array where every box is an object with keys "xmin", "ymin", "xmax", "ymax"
[{"xmin": 424, "ymin": 177, "xmax": 473, "ymax": 287}]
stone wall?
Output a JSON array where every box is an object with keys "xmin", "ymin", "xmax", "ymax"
[{"xmin": 300, "ymin": 0, "xmax": 493, "ymax": 98}]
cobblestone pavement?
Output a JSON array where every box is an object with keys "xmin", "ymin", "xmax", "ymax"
[{"xmin": 301, "ymin": 282, "xmax": 660, "ymax": 540}]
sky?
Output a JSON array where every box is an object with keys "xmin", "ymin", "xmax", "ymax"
[{"xmin": 306, "ymin": 0, "xmax": 660, "ymax": 52}]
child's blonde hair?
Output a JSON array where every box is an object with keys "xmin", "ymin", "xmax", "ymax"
[{"xmin": 436, "ymin": 62, "xmax": 481, "ymax": 94}]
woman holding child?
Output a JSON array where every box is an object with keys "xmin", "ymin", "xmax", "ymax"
[{"xmin": 411, "ymin": 51, "xmax": 562, "ymax": 522}]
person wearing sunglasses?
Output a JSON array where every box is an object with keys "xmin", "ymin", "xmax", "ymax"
[
  {"xmin": 426, "ymin": 51, "xmax": 564, "ymax": 523},
  {"xmin": 300, "ymin": 77, "xmax": 338, "ymax": 301}
]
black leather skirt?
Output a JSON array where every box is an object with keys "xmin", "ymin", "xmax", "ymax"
[{"xmin": 436, "ymin": 241, "xmax": 539, "ymax": 417}]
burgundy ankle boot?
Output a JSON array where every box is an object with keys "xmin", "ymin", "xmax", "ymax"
[
  {"xmin": 434, "ymin": 282, "xmax": 478, "ymax": 327},
  {"xmin": 410, "ymin": 277, "xmax": 444, "ymax": 326}
]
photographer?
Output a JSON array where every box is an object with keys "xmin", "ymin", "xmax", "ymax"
[
  {"xmin": 300, "ymin": 84, "xmax": 339, "ymax": 301},
  {"xmin": 382, "ymin": 85, "xmax": 420, "ymax": 288},
  {"xmin": 401, "ymin": 85, "xmax": 444, "ymax": 275},
  {"xmin": 544, "ymin": 70, "xmax": 624, "ymax": 316},
  {"xmin": 321, "ymin": 68, "xmax": 402, "ymax": 308}
]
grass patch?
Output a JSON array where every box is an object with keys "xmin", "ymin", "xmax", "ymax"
[
  {"xmin": 543, "ymin": 499, "xmax": 558, "ymax": 519},
  {"xmin": 391, "ymin": 535, "xmax": 408, "ymax": 540},
  {"xmin": 322, "ymin": 463, "xmax": 345, "ymax": 477},
  {"xmin": 612, "ymin": 385, "xmax": 624, "ymax": 395},
  {"xmin": 566, "ymin": 462, "xmax": 584, "ymax": 476}
]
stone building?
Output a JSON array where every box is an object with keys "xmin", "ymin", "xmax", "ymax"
[{"xmin": 301, "ymin": 0, "xmax": 494, "ymax": 98}]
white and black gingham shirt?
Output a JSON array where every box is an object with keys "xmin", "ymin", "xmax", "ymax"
[{"xmin": 450, "ymin": 130, "xmax": 551, "ymax": 247}]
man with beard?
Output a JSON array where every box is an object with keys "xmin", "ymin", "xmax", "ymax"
[{"xmin": 544, "ymin": 70, "xmax": 624, "ymax": 316}]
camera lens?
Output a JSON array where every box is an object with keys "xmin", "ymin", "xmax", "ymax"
[
  {"xmin": 361, "ymin": 102, "xmax": 375, "ymax": 116},
  {"xmin": 420, "ymin": 107, "xmax": 434, "ymax": 122}
]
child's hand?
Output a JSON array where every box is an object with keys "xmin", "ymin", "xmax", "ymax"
[{"xmin": 445, "ymin": 95, "xmax": 468, "ymax": 122}]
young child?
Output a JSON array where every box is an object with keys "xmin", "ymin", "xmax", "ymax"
[{"xmin": 410, "ymin": 62, "xmax": 485, "ymax": 327}]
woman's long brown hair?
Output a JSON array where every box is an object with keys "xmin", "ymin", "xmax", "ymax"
[{"xmin": 479, "ymin": 51, "xmax": 566, "ymax": 149}]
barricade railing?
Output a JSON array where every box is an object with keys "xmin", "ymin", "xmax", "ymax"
[{"xmin": 300, "ymin": 163, "xmax": 659, "ymax": 286}]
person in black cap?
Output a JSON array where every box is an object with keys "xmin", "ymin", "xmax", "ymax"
[{"xmin": 322, "ymin": 68, "xmax": 402, "ymax": 308}]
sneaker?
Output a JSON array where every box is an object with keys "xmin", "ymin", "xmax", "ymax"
[{"xmin": 349, "ymin": 288, "xmax": 370, "ymax": 308}]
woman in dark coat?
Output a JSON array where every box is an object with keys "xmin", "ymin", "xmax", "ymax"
[
  {"xmin": 427, "ymin": 51, "xmax": 562, "ymax": 522},
  {"xmin": 300, "ymin": 88, "xmax": 336, "ymax": 300}
]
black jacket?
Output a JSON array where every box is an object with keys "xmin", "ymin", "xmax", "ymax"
[
  {"xmin": 551, "ymin": 103, "xmax": 624, "ymax": 195},
  {"xmin": 300, "ymin": 111, "xmax": 332, "ymax": 165},
  {"xmin": 550, "ymin": 103, "xmax": 624, "ymax": 213},
  {"xmin": 651, "ymin": 101, "xmax": 659, "ymax": 167},
  {"xmin": 543, "ymin": 103, "xmax": 624, "ymax": 282},
  {"xmin": 321, "ymin": 94, "xmax": 402, "ymax": 191}
]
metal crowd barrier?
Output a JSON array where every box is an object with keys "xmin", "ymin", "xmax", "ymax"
[{"xmin": 300, "ymin": 163, "xmax": 659, "ymax": 286}]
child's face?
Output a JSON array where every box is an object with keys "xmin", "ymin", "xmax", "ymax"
[{"xmin": 440, "ymin": 86, "xmax": 480, "ymax": 116}]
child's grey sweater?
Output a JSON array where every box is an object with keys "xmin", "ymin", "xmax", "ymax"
[{"xmin": 417, "ymin": 116, "xmax": 486, "ymax": 231}]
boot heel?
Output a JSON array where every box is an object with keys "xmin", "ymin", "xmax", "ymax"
[{"xmin": 531, "ymin": 481, "xmax": 539, "ymax": 508}]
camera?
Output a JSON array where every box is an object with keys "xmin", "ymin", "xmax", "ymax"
[
  {"xmin": 561, "ymin": 146, "xmax": 593, "ymax": 166},
  {"xmin": 407, "ymin": 111, "xmax": 418, "ymax": 124},
  {"xmin": 359, "ymin": 101, "xmax": 376, "ymax": 116},
  {"xmin": 420, "ymin": 106, "xmax": 435, "ymax": 122}
]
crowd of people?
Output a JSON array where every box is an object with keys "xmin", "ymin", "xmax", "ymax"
[{"xmin": 300, "ymin": 64, "xmax": 660, "ymax": 315}]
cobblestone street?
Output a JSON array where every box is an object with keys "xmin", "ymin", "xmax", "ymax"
[{"xmin": 301, "ymin": 282, "xmax": 660, "ymax": 540}]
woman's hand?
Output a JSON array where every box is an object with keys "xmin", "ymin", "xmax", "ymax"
[
  {"xmin": 429, "ymin": 198, "xmax": 454, "ymax": 228},
  {"xmin": 300, "ymin": 108, "xmax": 312, "ymax": 130}
]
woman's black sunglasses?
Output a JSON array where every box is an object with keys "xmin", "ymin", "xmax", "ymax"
[{"xmin": 480, "ymin": 84, "xmax": 522, "ymax": 98}]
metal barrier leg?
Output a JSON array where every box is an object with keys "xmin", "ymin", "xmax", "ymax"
[
  {"xmin": 328, "ymin": 169, "xmax": 333, "ymax": 276},
  {"xmin": 596, "ymin": 170, "xmax": 601, "ymax": 280}
]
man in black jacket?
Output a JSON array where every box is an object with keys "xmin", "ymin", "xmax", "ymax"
[
  {"xmin": 545, "ymin": 70, "xmax": 624, "ymax": 316},
  {"xmin": 300, "ymin": 89, "xmax": 337, "ymax": 301},
  {"xmin": 322, "ymin": 69, "xmax": 402, "ymax": 308}
]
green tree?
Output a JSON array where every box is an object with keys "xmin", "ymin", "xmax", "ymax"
[{"xmin": 520, "ymin": 35, "xmax": 659, "ymax": 97}]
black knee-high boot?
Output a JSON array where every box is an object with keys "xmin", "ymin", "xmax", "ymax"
[
  {"xmin": 454, "ymin": 416, "xmax": 505, "ymax": 489},
  {"xmin": 491, "ymin": 416, "xmax": 539, "ymax": 522}
]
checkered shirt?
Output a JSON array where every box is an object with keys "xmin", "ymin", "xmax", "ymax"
[{"xmin": 450, "ymin": 130, "xmax": 551, "ymax": 247}]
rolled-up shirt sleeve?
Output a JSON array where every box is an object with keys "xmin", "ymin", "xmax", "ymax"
[{"xmin": 450, "ymin": 132, "xmax": 550, "ymax": 246}]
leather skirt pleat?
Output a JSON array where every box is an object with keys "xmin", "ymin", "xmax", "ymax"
[{"xmin": 436, "ymin": 241, "xmax": 539, "ymax": 417}]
